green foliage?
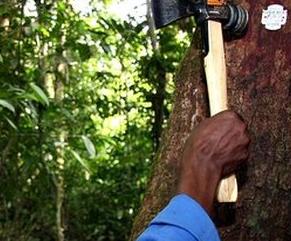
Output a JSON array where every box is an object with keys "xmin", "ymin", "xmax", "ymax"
[
  {"xmin": 0, "ymin": 99, "xmax": 15, "ymax": 113},
  {"xmin": 0, "ymin": 1, "xmax": 190, "ymax": 241}
]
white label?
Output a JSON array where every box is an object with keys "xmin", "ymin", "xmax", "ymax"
[{"xmin": 261, "ymin": 4, "xmax": 288, "ymax": 30}]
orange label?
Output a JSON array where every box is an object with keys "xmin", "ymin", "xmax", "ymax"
[{"xmin": 207, "ymin": 0, "xmax": 224, "ymax": 6}]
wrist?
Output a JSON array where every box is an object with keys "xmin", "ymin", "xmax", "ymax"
[{"xmin": 177, "ymin": 160, "xmax": 221, "ymax": 215}]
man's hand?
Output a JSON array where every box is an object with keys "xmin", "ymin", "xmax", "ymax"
[{"xmin": 178, "ymin": 110, "xmax": 250, "ymax": 215}]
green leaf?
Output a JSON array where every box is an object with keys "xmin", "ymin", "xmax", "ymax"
[
  {"xmin": 62, "ymin": 108, "xmax": 75, "ymax": 121},
  {"xmin": 103, "ymin": 0, "xmax": 113, "ymax": 5},
  {"xmin": 82, "ymin": 136, "xmax": 96, "ymax": 158},
  {"xmin": 39, "ymin": 26, "xmax": 50, "ymax": 37},
  {"xmin": 70, "ymin": 149, "xmax": 91, "ymax": 173},
  {"xmin": 4, "ymin": 116, "xmax": 17, "ymax": 130},
  {"xmin": 0, "ymin": 99, "xmax": 15, "ymax": 113},
  {"xmin": 76, "ymin": 43, "xmax": 91, "ymax": 61},
  {"xmin": 0, "ymin": 5, "xmax": 9, "ymax": 15},
  {"xmin": 57, "ymin": 2, "xmax": 66, "ymax": 11},
  {"xmin": 30, "ymin": 83, "xmax": 49, "ymax": 106},
  {"xmin": 0, "ymin": 54, "xmax": 3, "ymax": 63},
  {"xmin": 21, "ymin": 93, "xmax": 39, "ymax": 102}
]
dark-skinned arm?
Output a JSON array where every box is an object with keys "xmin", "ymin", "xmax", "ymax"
[
  {"xmin": 137, "ymin": 110, "xmax": 250, "ymax": 241},
  {"xmin": 178, "ymin": 110, "xmax": 250, "ymax": 215}
]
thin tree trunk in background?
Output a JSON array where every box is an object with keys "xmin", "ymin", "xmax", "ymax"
[
  {"xmin": 55, "ymin": 133, "xmax": 65, "ymax": 241},
  {"xmin": 35, "ymin": 2, "xmax": 66, "ymax": 240},
  {"xmin": 54, "ymin": 75, "xmax": 66, "ymax": 241},
  {"xmin": 0, "ymin": 0, "xmax": 14, "ymax": 178},
  {"xmin": 151, "ymin": 65, "xmax": 166, "ymax": 150},
  {"xmin": 54, "ymin": 41, "xmax": 68, "ymax": 241},
  {"xmin": 146, "ymin": 0, "xmax": 157, "ymax": 50},
  {"xmin": 130, "ymin": 1, "xmax": 291, "ymax": 240},
  {"xmin": 146, "ymin": 0, "xmax": 166, "ymax": 150}
]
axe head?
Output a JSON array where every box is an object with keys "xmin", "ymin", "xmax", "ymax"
[
  {"xmin": 152, "ymin": 0, "xmax": 195, "ymax": 29},
  {"xmin": 152, "ymin": 0, "xmax": 249, "ymax": 37}
]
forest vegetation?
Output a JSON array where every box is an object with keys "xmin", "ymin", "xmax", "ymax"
[{"xmin": 0, "ymin": 0, "xmax": 191, "ymax": 240}]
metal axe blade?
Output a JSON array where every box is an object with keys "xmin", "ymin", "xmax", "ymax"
[
  {"xmin": 152, "ymin": 0, "xmax": 194, "ymax": 28},
  {"xmin": 152, "ymin": 0, "xmax": 249, "ymax": 37}
]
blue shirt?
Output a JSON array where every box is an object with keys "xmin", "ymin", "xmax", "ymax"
[{"xmin": 137, "ymin": 194, "xmax": 221, "ymax": 241}]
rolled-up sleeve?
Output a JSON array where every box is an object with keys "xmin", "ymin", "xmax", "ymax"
[{"xmin": 137, "ymin": 194, "xmax": 221, "ymax": 241}]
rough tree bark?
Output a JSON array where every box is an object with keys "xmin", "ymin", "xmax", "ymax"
[{"xmin": 130, "ymin": 0, "xmax": 291, "ymax": 240}]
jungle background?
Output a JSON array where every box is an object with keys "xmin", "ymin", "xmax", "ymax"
[{"xmin": 0, "ymin": 0, "xmax": 191, "ymax": 240}]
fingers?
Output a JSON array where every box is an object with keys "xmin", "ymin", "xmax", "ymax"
[
  {"xmin": 183, "ymin": 109, "xmax": 251, "ymax": 179},
  {"xmin": 222, "ymin": 137, "xmax": 250, "ymax": 177},
  {"xmin": 220, "ymin": 110, "xmax": 250, "ymax": 146},
  {"xmin": 215, "ymin": 110, "xmax": 247, "ymax": 128},
  {"xmin": 211, "ymin": 110, "xmax": 251, "ymax": 176}
]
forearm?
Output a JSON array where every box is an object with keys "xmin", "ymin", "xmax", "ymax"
[{"xmin": 177, "ymin": 161, "xmax": 221, "ymax": 215}]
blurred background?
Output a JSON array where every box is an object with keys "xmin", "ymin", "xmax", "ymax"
[{"xmin": 0, "ymin": 0, "xmax": 191, "ymax": 240}]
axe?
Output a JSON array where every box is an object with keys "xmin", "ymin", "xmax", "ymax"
[{"xmin": 152, "ymin": 0, "xmax": 248, "ymax": 202}]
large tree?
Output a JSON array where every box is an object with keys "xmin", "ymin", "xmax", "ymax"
[{"xmin": 130, "ymin": 1, "xmax": 291, "ymax": 240}]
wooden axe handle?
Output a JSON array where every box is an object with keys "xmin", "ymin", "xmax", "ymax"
[{"xmin": 204, "ymin": 20, "xmax": 238, "ymax": 202}]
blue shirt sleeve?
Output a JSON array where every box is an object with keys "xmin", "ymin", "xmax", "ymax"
[{"xmin": 137, "ymin": 194, "xmax": 221, "ymax": 241}]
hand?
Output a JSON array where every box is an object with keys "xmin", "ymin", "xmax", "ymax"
[{"xmin": 177, "ymin": 110, "xmax": 250, "ymax": 215}]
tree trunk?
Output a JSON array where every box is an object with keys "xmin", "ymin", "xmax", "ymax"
[{"xmin": 130, "ymin": 1, "xmax": 291, "ymax": 240}]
